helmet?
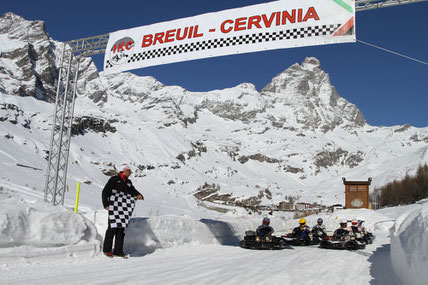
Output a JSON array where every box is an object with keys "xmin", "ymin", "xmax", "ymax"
[
  {"xmin": 358, "ymin": 220, "xmax": 364, "ymax": 226},
  {"xmin": 262, "ymin": 217, "xmax": 270, "ymax": 225},
  {"xmin": 317, "ymin": 218, "xmax": 323, "ymax": 225},
  {"xmin": 352, "ymin": 219, "xmax": 358, "ymax": 226},
  {"xmin": 299, "ymin": 218, "xmax": 306, "ymax": 226},
  {"xmin": 340, "ymin": 220, "xmax": 347, "ymax": 228}
]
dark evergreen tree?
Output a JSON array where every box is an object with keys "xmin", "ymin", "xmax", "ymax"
[{"xmin": 375, "ymin": 164, "xmax": 428, "ymax": 208}]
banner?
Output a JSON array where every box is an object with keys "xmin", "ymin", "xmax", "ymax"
[{"xmin": 104, "ymin": 0, "xmax": 355, "ymax": 74}]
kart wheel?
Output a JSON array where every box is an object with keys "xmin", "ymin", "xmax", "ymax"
[{"xmin": 345, "ymin": 242, "xmax": 357, "ymax": 250}]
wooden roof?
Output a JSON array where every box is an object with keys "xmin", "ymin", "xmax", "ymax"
[{"xmin": 342, "ymin": 177, "xmax": 372, "ymax": 185}]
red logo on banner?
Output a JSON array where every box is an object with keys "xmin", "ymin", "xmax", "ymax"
[{"xmin": 110, "ymin": 37, "xmax": 135, "ymax": 65}]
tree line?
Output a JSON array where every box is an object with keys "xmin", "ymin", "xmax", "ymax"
[{"xmin": 373, "ymin": 164, "xmax": 428, "ymax": 208}]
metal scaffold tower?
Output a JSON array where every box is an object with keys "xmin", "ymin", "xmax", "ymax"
[
  {"xmin": 43, "ymin": 35, "xmax": 109, "ymax": 205},
  {"xmin": 43, "ymin": 0, "xmax": 427, "ymax": 205},
  {"xmin": 44, "ymin": 46, "xmax": 79, "ymax": 205}
]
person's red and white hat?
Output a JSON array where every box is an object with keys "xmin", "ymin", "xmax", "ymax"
[{"xmin": 119, "ymin": 164, "xmax": 131, "ymax": 172}]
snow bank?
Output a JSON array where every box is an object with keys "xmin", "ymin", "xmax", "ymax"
[
  {"xmin": 390, "ymin": 199, "xmax": 428, "ymax": 285},
  {"xmin": 0, "ymin": 194, "xmax": 100, "ymax": 260},
  {"xmin": 89, "ymin": 208, "xmax": 395, "ymax": 257},
  {"xmin": 91, "ymin": 210, "xmax": 286, "ymax": 256},
  {"xmin": 0, "ymin": 188, "xmax": 291, "ymax": 259}
]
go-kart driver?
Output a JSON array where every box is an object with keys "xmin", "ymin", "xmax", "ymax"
[
  {"xmin": 292, "ymin": 218, "xmax": 311, "ymax": 241},
  {"xmin": 350, "ymin": 219, "xmax": 362, "ymax": 234},
  {"xmin": 333, "ymin": 220, "xmax": 349, "ymax": 240},
  {"xmin": 256, "ymin": 217, "xmax": 274, "ymax": 236},
  {"xmin": 311, "ymin": 218, "xmax": 326, "ymax": 240}
]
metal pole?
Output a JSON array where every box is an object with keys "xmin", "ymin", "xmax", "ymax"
[
  {"xmin": 74, "ymin": 182, "xmax": 81, "ymax": 213},
  {"xmin": 61, "ymin": 58, "xmax": 80, "ymax": 205},
  {"xmin": 52, "ymin": 51, "xmax": 73, "ymax": 204},
  {"xmin": 44, "ymin": 44, "xmax": 66, "ymax": 203}
]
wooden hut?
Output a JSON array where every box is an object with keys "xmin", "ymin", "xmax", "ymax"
[{"xmin": 343, "ymin": 177, "xmax": 372, "ymax": 209}]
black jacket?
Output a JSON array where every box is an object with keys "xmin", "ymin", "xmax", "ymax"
[
  {"xmin": 102, "ymin": 175, "xmax": 142, "ymax": 208},
  {"xmin": 312, "ymin": 224, "xmax": 326, "ymax": 235},
  {"xmin": 256, "ymin": 225, "xmax": 274, "ymax": 236},
  {"xmin": 333, "ymin": 228, "xmax": 349, "ymax": 239}
]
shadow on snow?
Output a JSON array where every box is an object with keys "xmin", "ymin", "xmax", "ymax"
[
  {"xmin": 368, "ymin": 244, "xmax": 401, "ymax": 285},
  {"xmin": 122, "ymin": 218, "xmax": 243, "ymax": 257},
  {"xmin": 199, "ymin": 218, "xmax": 241, "ymax": 247},
  {"xmin": 124, "ymin": 217, "xmax": 162, "ymax": 257}
]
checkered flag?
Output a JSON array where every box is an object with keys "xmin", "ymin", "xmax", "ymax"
[{"xmin": 108, "ymin": 189, "xmax": 137, "ymax": 228}]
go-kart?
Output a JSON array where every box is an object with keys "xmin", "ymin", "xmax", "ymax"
[
  {"xmin": 311, "ymin": 228, "xmax": 328, "ymax": 244},
  {"xmin": 239, "ymin": 228, "xmax": 285, "ymax": 250},
  {"xmin": 320, "ymin": 232, "xmax": 366, "ymax": 250},
  {"xmin": 362, "ymin": 232, "xmax": 375, "ymax": 244},
  {"xmin": 281, "ymin": 231, "xmax": 319, "ymax": 246}
]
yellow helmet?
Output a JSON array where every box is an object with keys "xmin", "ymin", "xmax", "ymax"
[{"xmin": 299, "ymin": 218, "xmax": 306, "ymax": 226}]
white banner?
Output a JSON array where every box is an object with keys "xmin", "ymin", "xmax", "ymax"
[{"xmin": 104, "ymin": 0, "xmax": 355, "ymax": 74}]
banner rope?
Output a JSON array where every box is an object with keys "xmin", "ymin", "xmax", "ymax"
[{"xmin": 357, "ymin": 39, "xmax": 428, "ymax": 66}]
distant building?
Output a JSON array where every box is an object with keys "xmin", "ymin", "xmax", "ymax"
[
  {"xmin": 278, "ymin": 201, "xmax": 293, "ymax": 211},
  {"xmin": 295, "ymin": 202, "xmax": 312, "ymax": 211},
  {"xmin": 343, "ymin": 177, "xmax": 372, "ymax": 209},
  {"xmin": 330, "ymin": 204, "xmax": 344, "ymax": 212}
]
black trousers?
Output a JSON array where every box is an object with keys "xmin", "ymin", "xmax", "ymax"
[{"xmin": 103, "ymin": 226, "xmax": 125, "ymax": 254}]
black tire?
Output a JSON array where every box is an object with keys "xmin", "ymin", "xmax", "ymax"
[{"xmin": 345, "ymin": 241, "xmax": 357, "ymax": 250}]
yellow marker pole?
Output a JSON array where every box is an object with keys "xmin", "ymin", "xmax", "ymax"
[{"xmin": 74, "ymin": 182, "xmax": 81, "ymax": 213}]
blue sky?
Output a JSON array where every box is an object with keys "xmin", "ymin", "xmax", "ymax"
[{"xmin": 2, "ymin": 0, "xmax": 428, "ymax": 127}]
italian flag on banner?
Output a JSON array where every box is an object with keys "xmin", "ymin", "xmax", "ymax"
[{"xmin": 332, "ymin": 0, "xmax": 355, "ymax": 36}]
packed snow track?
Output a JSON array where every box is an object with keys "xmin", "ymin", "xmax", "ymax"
[{"xmin": 0, "ymin": 232, "xmax": 399, "ymax": 284}]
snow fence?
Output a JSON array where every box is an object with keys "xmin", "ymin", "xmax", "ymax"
[{"xmin": 390, "ymin": 199, "xmax": 428, "ymax": 285}]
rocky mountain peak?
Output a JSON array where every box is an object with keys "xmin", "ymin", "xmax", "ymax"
[
  {"xmin": 0, "ymin": 12, "xmax": 59, "ymax": 101},
  {"xmin": 261, "ymin": 57, "xmax": 326, "ymax": 95},
  {"xmin": 0, "ymin": 12, "xmax": 49, "ymax": 43},
  {"xmin": 98, "ymin": 72, "xmax": 166, "ymax": 102},
  {"xmin": 0, "ymin": 12, "xmax": 106, "ymax": 104},
  {"xmin": 235, "ymin": 82, "xmax": 257, "ymax": 91},
  {"xmin": 300, "ymin": 56, "xmax": 322, "ymax": 72},
  {"xmin": 261, "ymin": 57, "xmax": 365, "ymax": 131}
]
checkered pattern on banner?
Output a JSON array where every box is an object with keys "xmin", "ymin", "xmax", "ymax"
[
  {"xmin": 105, "ymin": 24, "xmax": 340, "ymax": 69},
  {"xmin": 108, "ymin": 189, "xmax": 136, "ymax": 228}
]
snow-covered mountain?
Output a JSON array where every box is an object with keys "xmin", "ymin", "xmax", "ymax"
[{"xmin": 1, "ymin": 12, "xmax": 428, "ymax": 215}]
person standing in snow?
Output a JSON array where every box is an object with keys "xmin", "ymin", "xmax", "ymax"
[{"xmin": 102, "ymin": 164, "xmax": 143, "ymax": 258}]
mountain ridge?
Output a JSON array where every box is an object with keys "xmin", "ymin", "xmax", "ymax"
[{"xmin": 1, "ymin": 12, "xmax": 427, "ymax": 214}]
